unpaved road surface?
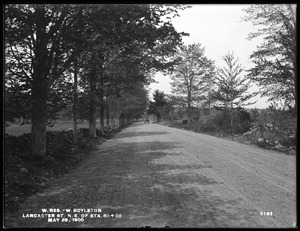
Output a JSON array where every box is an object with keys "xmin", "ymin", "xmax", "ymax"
[{"xmin": 5, "ymin": 122, "xmax": 296, "ymax": 228}]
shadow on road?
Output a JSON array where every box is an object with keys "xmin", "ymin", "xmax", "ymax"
[
  {"xmin": 91, "ymin": 139, "xmax": 257, "ymax": 228},
  {"xmin": 9, "ymin": 129, "xmax": 259, "ymax": 228},
  {"xmin": 106, "ymin": 141, "xmax": 180, "ymax": 154},
  {"xmin": 116, "ymin": 131, "xmax": 170, "ymax": 139}
]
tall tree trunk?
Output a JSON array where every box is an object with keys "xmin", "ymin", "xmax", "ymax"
[
  {"xmin": 89, "ymin": 107, "xmax": 96, "ymax": 138},
  {"xmin": 208, "ymin": 91, "xmax": 211, "ymax": 121},
  {"xmin": 161, "ymin": 106, "xmax": 164, "ymax": 122},
  {"xmin": 89, "ymin": 104, "xmax": 97, "ymax": 138},
  {"xmin": 88, "ymin": 70, "xmax": 97, "ymax": 138},
  {"xmin": 116, "ymin": 111, "xmax": 121, "ymax": 129},
  {"xmin": 187, "ymin": 85, "xmax": 192, "ymax": 124},
  {"xmin": 127, "ymin": 115, "xmax": 131, "ymax": 125},
  {"xmin": 230, "ymin": 102, "xmax": 234, "ymax": 136},
  {"xmin": 99, "ymin": 99, "xmax": 104, "ymax": 133},
  {"xmin": 293, "ymin": 57, "xmax": 297, "ymax": 138},
  {"xmin": 170, "ymin": 109, "xmax": 173, "ymax": 122},
  {"xmin": 31, "ymin": 6, "xmax": 48, "ymax": 157},
  {"xmin": 119, "ymin": 113, "xmax": 125, "ymax": 127},
  {"xmin": 198, "ymin": 107, "xmax": 201, "ymax": 122},
  {"xmin": 99, "ymin": 87, "xmax": 104, "ymax": 134},
  {"xmin": 99, "ymin": 58, "xmax": 105, "ymax": 134},
  {"xmin": 106, "ymin": 104, "xmax": 110, "ymax": 130},
  {"xmin": 31, "ymin": 77, "xmax": 47, "ymax": 157},
  {"xmin": 72, "ymin": 59, "xmax": 78, "ymax": 143}
]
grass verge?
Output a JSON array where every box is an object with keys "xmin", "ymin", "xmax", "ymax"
[{"xmin": 4, "ymin": 127, "xmax": 122, "ymax": 217}]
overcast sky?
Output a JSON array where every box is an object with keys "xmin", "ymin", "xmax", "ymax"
[{"xmin": 148, "ymin": 4, "xmax": 270, "ymax": 109}]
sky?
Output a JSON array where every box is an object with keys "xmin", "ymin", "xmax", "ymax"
[{"xmin": 148, "ymin": 4, "xmax": 271, "ymax": 109}]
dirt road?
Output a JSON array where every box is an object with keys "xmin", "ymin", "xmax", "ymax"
[{"xmin": 6, "ymin": 122, "xmax": 296, "ymax": 228}]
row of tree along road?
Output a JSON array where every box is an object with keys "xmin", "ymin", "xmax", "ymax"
[
  {"xmin": 146, "ymin": 5, "xmax": 296, "ymax": 153},
  {"xmin": 5, "ymin": 4, "xmax": 190, "ymax": 157},
  {"xmin": 5, "ymin": 4, "xmax": 296, "ymax": 157}
]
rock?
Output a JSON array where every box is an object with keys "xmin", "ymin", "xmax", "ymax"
[
  {"xmin": 274, "ymin": 141, "xmax": 284, "ymax": 150},
  {"xmin": 256, "ymin": 138, "xmax": 267, "ymax": 147},
  {"xmin": 182, "ymin": 119, "xmax": 188, "ymax": 124},
  {"xmin": 19, "ymin": 168, "xmax": 28, "ymax": 174},
  {"xmin": 36, "ymin": 176, "xmax": 50, "ymax": 182},
  {"xmin": 289, "ymin": 150, "xmax": 295, "ymax": 155},
  {"xmin": 265, "ymin": 123, "xmax": 273, "ymax": 129},
  {"xmin": 77, "ymin": 128, "xmax": 89, "ymax": 138},
  {"xmin": 275, "ymin": 144, "xmax": 284, "ymax": 150},
  {"xmin": 258, "ymin": 138, "xmax": 264, "ymax": 143},
  {"xmin": 243, "ymin": 131, "xmax": 251, "ymax": 136},
  {"xmin": 40, "ymin": 182, "xmax": 47, "ymax": 188}
]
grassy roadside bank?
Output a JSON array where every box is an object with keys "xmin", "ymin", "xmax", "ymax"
[
  {"xmin": 158, "ymin": 121, "xmax": 296, "ymax": 155},
  {"xmin": 5, "ymin": 121, "xmax": 94, "ymax": 137},
  {"xmin": 4, "ymin": 123, "xmax": 123, "ymax": 217}
]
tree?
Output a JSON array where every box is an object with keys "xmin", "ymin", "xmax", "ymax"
[
  {"xmin": 148, "ymin": 90, "xmax": 168, "ymax": 122},
  {"xmin": 5, "ymin": 4, "xmax": 83, "ymax": 157},
  {"xmin": 199, "ymin": 65, "xmax": 217, "ymax": 117},
  {"xmin": 242, "ymin": 4, "xmax": 296, "ymax": 110},
  {"xmin": 165, "ymin": 94, "xmax": 186, "ymax": 121},
  {"xmin": 5, "ymin": 4, "xmax": 189, "ymax": 156},
  {"xmin": 72, "ymin": 59, "xmax": 79, "ymax": 143},
  {"xmin": 107, "ymin": 83, "xmax": 148, "ymax": 128},
  {"xmin": 73, "ymin": 4, "xmax": 189, "ymax": 136},
  {"xmin": 213, "ymin": 52, "xmax": 257, "ymax": 134},
  {"xmin": 4, "ymin": 75, "xmax": 31, "ymax": 123},
  {"xmin": 170, "ymin": 43, "xmax": 215, "ymax": 122}
]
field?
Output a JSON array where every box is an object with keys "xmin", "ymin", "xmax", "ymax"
[{"xmin": 5, "ymin": 121, "xmax": 101, "ymax": 136}]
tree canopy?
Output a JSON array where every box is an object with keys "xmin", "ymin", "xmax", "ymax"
[
  {"xmin": 170, "ymin": 43, "xmax": 215, "ymax": 121},
  {"xmin": 213, "ymin": 52, "xmax": 257, "ymax": 110},
  {"xmin": 5, "ymin": 4, "xmax": 189, "ymax": 156},
  {"xmin": 147, "ymin": 90, "xmax": 169, "ymax": 121},
  {"xmin": 242, "ymin": 4, "xmax": 296, "ymax": 109}
]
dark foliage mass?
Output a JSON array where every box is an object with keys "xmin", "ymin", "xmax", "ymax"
[
  {"xmin": 5, "ymin": 4, "xmax": 190, "ymax": 156},
  {"xmin": 242, "ymin": 5, "xmax": 296, "ymax": 109}
]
